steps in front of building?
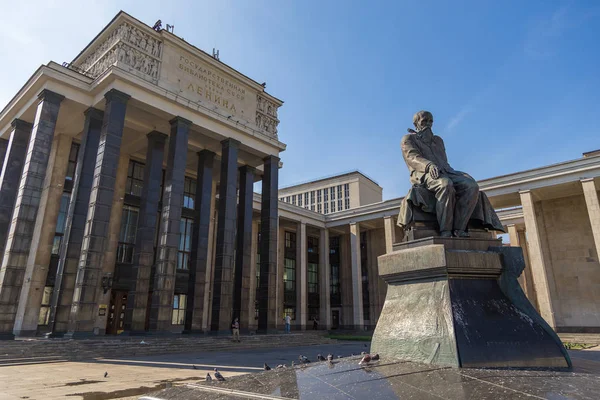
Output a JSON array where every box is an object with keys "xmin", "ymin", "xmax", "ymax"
[{"xmin": 0, "ymin": 332, "xmax": 336, "ymax": 363}]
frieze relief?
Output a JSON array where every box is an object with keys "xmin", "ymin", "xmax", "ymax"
[
  {"xmin": 76, "ymin": 21, "xmax": 162, "ymax": 80},
  {"xmin": 256, "ymin": 94, "xmax": 280, "ymax": 137}
]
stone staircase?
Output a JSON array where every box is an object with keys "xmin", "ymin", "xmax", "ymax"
[{"xmin": 0, "ymin": 332, "xmax": 337, "ymax": 365}]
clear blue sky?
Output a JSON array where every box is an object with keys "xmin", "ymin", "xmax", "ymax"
[{"xmin": 1, "ymin": 0, "xmax": 598, "ymax": 199}]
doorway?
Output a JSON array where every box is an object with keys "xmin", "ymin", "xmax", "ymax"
[
  {"xmin": 106, "ymin": 291, "xmax": 128, "ymax": 335},
  {"xmin": 331, "ymin": 310, "xmax": 340, "ymax": 329}
]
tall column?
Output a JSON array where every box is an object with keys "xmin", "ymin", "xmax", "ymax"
[
  {"xmin": 517, "ymin": 228, "xmax": 537, "ymax": 306},
  {"xmin": 581, "ymin": 178, "xmax": 600, "ymax": 259},
  {"xmin": 185, "ymin": 150, "xmax": 215, "ymax": 333},
  {"xmin": 0, "ymin": 120, "xmax": 32, "ymax": 262},
  {"xmin": 383, "ymin": 216, "xmax": 396, "ymax": 254},
  {"xmin": 318, "ymin": 228, "xmax": 331, "ymax": 329},
  {"xmin": 67, "ymin": 89, "xmax": 130, "ymax": 335},
  {"xmin": 296, "ymin": 222, "xmax": 307, "ymax": 330},
  {"xmin": 519, "ymin": 190, "xmax": 556, "ymax": 328},
  {"xmin": 248, "ymin": 219, "xmax": 259, "ymax": 331},
  {"xmin": 258, "ymin": 155, "xmax": 279, "ymax": 332},
  {"xmin": 234, "ymin": 165, "xmax": 254, "ymax": 328},
  {"xmin": 13, "ymin": 134, "xmax": 72, "ymax": 337},
  {"xmin": 211, "ymin": 139, "xmax": 239, "ymax": 331},
  {"xmin": 506, "ymin": 224, "xmax": 524, "ymax": 288},
  {"xmin": 148, "ymin": 117, "xmax": 191, "ymax": 331},
  {"xmin": 49, "ymin": 108, "xmax": 104, "ymax": 334},
  {"xmin": 124, "ymin": 131, "xmax": 167, "ymax": 332},
  {"xmin": 349, "ymin": 222, "xmax": 364, "ymax": 329},
  {"xmin": 0, "ymin": 139, "xmax": 8, "ymax": 172},
  {"xmin": 0, "ymin": 90, "xmax": 64, "ymax": 336},
  {"xmin": 201, "ymin": 178, "xmax": 218, "ymax": 331}
]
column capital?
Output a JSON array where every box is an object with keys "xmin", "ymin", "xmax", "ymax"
[
  {"xmin": 169, "ymin": 116, "xmax": 192, "ymax": 127},
  {"xmin": 197, "ymin": 149, "xmax": 216, "ymax": 158},
  {"xmin": 221, "ymin": 138, "xmax": 241, "ymax": 147},
  {"xmin": 146, "ymin": 130, "xmax": 168, "ymax": 142},
  {"xmin": 580, "ymin": 177, "xmax": 596, "ymax": 184},
  {"xmin": 104, "ymin": 89, "xmax": 131, "ymax": 104},
  {"xmin": 38, "ymin": 89, "xmax": 65, "ymax": 104},
  {"xmin": 239, "ymin": 165, "xmax": 257, "ymax": 175},
  {"xmin": 83, "ymin": 107, "xmax": 104, "ymax": 121},
  {"xmin": 263, "ymin": 154, "xmax": 280, "ymax": 164},
  {"xmin": 10, "ymin": 118, "xmax": 33, "ymax": 131}
]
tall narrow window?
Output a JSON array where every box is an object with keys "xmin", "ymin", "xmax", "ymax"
[
  {"xmin": 285, "ymin": 196, "xmax": 290, "ymax": 203},
  {"xmin": 38, "ymin": 286, "xmax": 53, "ymax": 325},
  {"xmin": 331, "ymin": 201, "xmax": 335, "ymax": 213},
  {"xmin": 317, "ymin": 190, "xmax": 322, "ymax": 203},
  {"xmin": 126, "ymin": 160, "xmax": 145, "ymax": 197},
  {"xmin": 52, "ymin": 192, "xmax": 71, "ymax": 256},
  {"xmin": 324, "ymin": 190, "xmax": 329, "ymax": 202},
  {"xmin": 183, "ymin": 177, "xmax": 196, "ymax": 209},
  {"xmin": 317, "ymin": 204, "xmax": 322, "ymax": 213},
  {"xmin": 324, "ymin": 202, "xmax": 329, "ymax": 214},
  {"xmin": 361, "ymin": 231, "xmax": 371, "ymax": 321},
  {"xmin": 330, "ymin": 187, "xmax": 336, "ymax": 200},
  {"xmin": 345, "ymin": 198, "xmax": 350, "ymax": 210},
  {"xmin": 298, "ymin": 195, "xmax": 303, "ymax": 207},
  {"xmin": 310, "ymin": 191, "xmax": 315, "ymax": 204},
  {"xmin": 338, "ymin": 199, "xmax": 342, "ymax": 211},
  {"xmin": 330, "ymin": 236, "xmax": 341, "ymax": 306},
  {"xmin": 178, "ymin": 217, "xmax": 193, "ymax": 270},
  {"xmin": 172, "ymin": 294, "xmax": 187, "ymax": 324},
  {"xmin": 337, "ymin": 185, "xmax": 342, "ymax": 199},
  {"xmin": 304, "ymin": 192, "xmax": 309, "ymax": 205},
  {"xmin": 344, "ymin": 183, "xmax": 350, "ymax": 198},
  {"xmin": 65, "ymin": 143, "xmax": 80, "ymax": 182},
  {"xmin": 117, "ymin": 206, "xmax": 139, "ymax": 264}
]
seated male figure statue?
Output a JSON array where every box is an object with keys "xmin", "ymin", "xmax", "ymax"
[{"xmin": 401, "ymin": 111, "xmax": 479, "ymax": 238}]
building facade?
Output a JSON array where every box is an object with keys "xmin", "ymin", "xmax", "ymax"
[
  {"xmin": 0, "ymin": 13, "xmax": 599, "ymax": 338},
  {"xmin": 278, "ymin": 171, "xmax": 382, "ymax": 214}
]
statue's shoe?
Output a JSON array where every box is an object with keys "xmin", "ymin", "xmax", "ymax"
[
  {"xmin": 453, "ymin": 230, "xmax": 470, "ymax": 238},
  {"xmin": 440, "ymin": 231, "xmax": 453, "ymax": 238}
]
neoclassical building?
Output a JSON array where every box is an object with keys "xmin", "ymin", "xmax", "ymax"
[{"xmin": 0, "ymin": 12, "xmax": 598, "ymax": 338}]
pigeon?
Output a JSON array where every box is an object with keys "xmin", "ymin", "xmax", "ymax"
[
  {"xmin": 214, "ymin": 368, "xmax": 225, "ymax": 381},
  {"xmin": 371, "ymin": 353, "xmax": 380, "ymax": 361},
  {"xmin": 327, "ymin": 353, "xmax": 333, "ymax": 361},
  {"xmin": 205, "ymin": 373, "xmax": 212, "ymax": 382},
  {"xmin": 193, "ymin": 365, "xmax": 198, "ymax": 370},
  {"xmin": 264, "ymin": 363, "xmax": 271, "ymax": 371},
  {"xmin": 291, "ymin": 361, "xmax": 295, "ymax": 367},
  {"xmin": 359, "ymin": 354, "xmax": 372, "ymax": 365},
  {"xmin": 104, "ymin": 372, "xmax": 108, "ymax": 378},
  {"xmin": 299, "ymin": 355, "xmax": 310, "ymax": 363},
  {"xmin": 337, "ymin": 355, "xmax": 342, "ymax": 359},
  {"xmin": 317, "ymin": 354, "xmax": 326, "ymax": 361},
  {"xmin": 276, "ymin": 364, "xmax": 286, "ymax": 369},
  {"xmin": 140, "ymin": 340, "xmax": 147, "ymax": 345},
  {"xmin": 364, "ymin": 344, "xmax": 368, "ymax": 348}
]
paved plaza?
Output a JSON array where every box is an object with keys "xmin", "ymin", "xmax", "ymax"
[{"xmin": 0, "ymin": 342, "xmax": 368, "ymax": 399}]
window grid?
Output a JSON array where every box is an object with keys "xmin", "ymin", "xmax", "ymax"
[
  {"xmin": 308, "ymin": 263, "xmax": 318, "ymax": 294},
  {"xmin": 304, "ymin": 193, "xmax": 309, "ymax": 205},
  {"xmin": 324, "ymin": 202, "xmax": 329, "ymax": 214},
  {"xmin": 310, "ymin": 191, "xmax": 315, "ymax": 204},
  {"xmin": 284, "ymin": 307, "xmax": 296, "ymax": 321},
  {"xmin": 330, "ymin": 201, "xmax": 335, "ymax": 213},
  {"xmin": 126, "ymin": 160, "xmax": 145, "ymax": 197},
  {"xmin": 291, "ymin": 194, "xmax": 296, "ymax": 205},
  {"xmin": 337, "ymin": 185, "xmax": 342, "ymax": 199},
  {"xmin": 172, "ymin": 294, "xmax": 187, "ymax": 325},
  {"xmin": 324, "ymin": 190, "xmax": 329, "ymax": 202},
  {"xmin": 345, "ymin": 198, "xmax": 350, "ymax": 210},
  {"xmin": 183, "ymin": 177, "xmax": 196, "ymax": 209},
  {"xmin": 317, "ymin": 190, "xmax": 322, "ymax": 203},
  {"xmin": 338, "ymin": 199, "xmax": 342, "ymax": 211},
  {"xmin": 344, "ymin": 183, "xmax": 350, "ymax": 198},
  {"xmin": 65, "ymin": 143, "xmax": 80, "ymax": 181},
  {"xmin": 116, "ymin": 205, "xmax": 139, "ymax": 264},
  {"xmin": 178, "ymin": 217, "xmax": 193, "ymax": 270},
  {"xmin": 330, "ymin": 187, "xmax": 335, "ymax": 200},
  {"xmin": 298, "ymin": 195, "xmax": 303, "ymax": 207},
  {"xmin": 317, "ymin": 204, "xmax": 322, "ymax": 213}
]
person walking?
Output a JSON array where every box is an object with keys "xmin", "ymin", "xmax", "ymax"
[
  {"xmin": 284, "ymin": 314, "xmax": 291, "ymax": 333},
  {"xmin": 231, "ymin": 318, "xmax": 240, "ymax": 342},
  {"xmin": 313, "ymin": 317, "xmax": 319, "ymax": 330}
]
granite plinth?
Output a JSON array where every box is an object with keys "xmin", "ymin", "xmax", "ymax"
[
  {"xmin": 144, "ymin": 353, "xmax": 600, "ymax": 399},
  {"xmin": 372, "ymin": 237, "xmax": 570, "ymax": 369}
]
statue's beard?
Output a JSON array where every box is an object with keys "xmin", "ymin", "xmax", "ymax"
[{"xmin": 417, "ymin": 126, "xmax": 433, "ymax": 134}]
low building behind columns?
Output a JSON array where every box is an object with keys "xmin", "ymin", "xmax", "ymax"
[{"xmin": 0, "ymin": 11, "xmax": 285, "ymax": 338}]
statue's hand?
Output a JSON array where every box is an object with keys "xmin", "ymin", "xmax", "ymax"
[{"xmin": 429, "ymin": 164, "xmax": 440, "ymax": 180}]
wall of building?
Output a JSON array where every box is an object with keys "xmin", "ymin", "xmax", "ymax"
[
  {"xmin": 539, "ymin": 193, "xmax": 600, "ymax": 330},
  {"xmin": 357, "ymin": 176, "xmax": 383, "ymax": 206}
]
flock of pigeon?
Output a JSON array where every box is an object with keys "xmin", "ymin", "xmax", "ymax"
[{"xmin": 202, "ymin": 351, "xmax": 381, "ymax": 383}]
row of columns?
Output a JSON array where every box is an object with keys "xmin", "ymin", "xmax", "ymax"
[{"xmin": 0, "ymin": 87, "xmax": 280, "ymax": 337}]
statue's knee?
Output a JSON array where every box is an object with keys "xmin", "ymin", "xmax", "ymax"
[{"xmin": 439, "ymin": 177, "xmax": 454, "ymax": 190}]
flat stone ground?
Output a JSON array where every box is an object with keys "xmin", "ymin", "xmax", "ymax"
[{"xmin": 0, "ymin": 341, "xmax": 368, "ymax": 400}]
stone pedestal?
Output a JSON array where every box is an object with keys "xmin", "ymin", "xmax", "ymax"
[{"xmin": 371, "ymin": 237, "xmax": 571, "ymax": 369}]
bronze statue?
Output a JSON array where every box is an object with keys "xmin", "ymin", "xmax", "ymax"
[{"xmin": 399, "ymin": 110, "xmax": 502, "ymax": 237}]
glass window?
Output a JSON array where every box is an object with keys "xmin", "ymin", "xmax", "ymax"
[
  {"xmin": 37, "ymin": 286, "xmax": 53, "ymax": 325},
  {"xmin": 330, "ymin": 187, "xmax": 335, "ymax": 200},
  {"xmin": 317, "ymin": 204, "xmax": 322, "ymax": 213},
  {"xmin": 183, "ymin": 177, "xmax": 196, "ymax": 209},
  {"xmin": 284, "ymin": 307, "xmax": 296, "ymax": 321},
  {"xmin": 285, "ymin": 196, "xmax": 290, "ymax": 203},
  {"xmin": 65, "ymin": 143, "xmax": 80, "ymax": 181},
  {"xmin": 344, "ymin": 183, "xmax": 350, "ymax": 198},
  {"xmin": 324, "ymin": 190, "xmax": 328, "ymax": 202},
  {"xmin": 117, "ymin": 206, "xmax": 139, "ymax": 264},
  {"xmin": 330, "ymin": 236, "xmax": 341, "ymax": 305},
  {"xmin": 52, "ymin": 192, "xmax": 71, "ymax": 256},
  {"xmin": 304, "ymin": 192, "xmax": 309, "ymax": 205},
  {"xmin": 324, "ymin": 202, "xmax": 328, "ymax": 214},
  {"xmin": 338, "ymin": 199, "xmax": 343, "ymax": 211},
  {"xmin": 178, "ymin": 217, "xmax": 193, "ymax": 270},
  {"xmin": 172, "ymin": 294, "xmax": 187, "ymax": 325},
  {"xmin": 331, "ymin": 201, "xmax": 335, "ymax": 213},
  {"xmin": 126, "ymin": 160, "xmax": 145, "ymax": 197},
  {"xmin": 284, "ymin": 258, "xmax": 296, "ymax": 292},
  {"xmin": 345, "ymin": 198, "xmax": 350, "ymax": 209},
  {"xmin": 337, "ymin": 185, "xmax": 343, "ymax": 199},
  {"xmin": 285, "ymin": 231, "xmax": 296, "ymax": 249},
  {"xmin": 298, "ymin": 195, "xmax": 303, "ymax": 207},
  {"xmin": 311, "ymin": 205, "xmax": 315, "ymax": 211},
  {"xmin": 291, "ymin": 194, "xmax": 296, "ymax": 205},
  {"xmin": 317, "ymin": 190, "xmax": 322, "ymax": 203},
  {"xmin": 310, "ymin": 191, "xmax": 315, "ymax": 204},
  {"xmin": 308, "ymin": 263, "xmax": 318, "ymax": 294}
]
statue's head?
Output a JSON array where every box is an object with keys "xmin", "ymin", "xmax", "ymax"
[{"xmin": 413, "ymin": 111, "xmax": 434, "ymax": 131}]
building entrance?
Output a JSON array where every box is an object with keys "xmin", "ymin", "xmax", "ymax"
[
  {"xmin": 106, "ymin": 291, "xmax": 128, "ymax": 335},
  {"xmin": 331, "ymin": 310, "xmax": 340, "ymax": 329}
]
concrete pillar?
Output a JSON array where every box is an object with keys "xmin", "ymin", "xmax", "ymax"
[
  {"xmin": 506, "ymin": 224, "xmax": 524, "ymax": 287},
  {"xmin": 0, "ymin": 120, "xmax": 32, "ymax": 263},
  {"xmin": 349, "ymin": 222, "xmax": 364, "ymax": 329},
  {"xmin": 124, "ymin": 131, "xmax": 167, "ymax": 332},
  {"xmin": 296, "ymin": 221, "xmax": 307, "ymax": 330},
  {"xmin": 518, "ymin": 228, "xmax": 537, "ymax": 307},
  {"xmin": 93, "ymin": 153, "xmax": 130, "ymax": 334},
  {"xmin": 49, "ymin": 108, "xmax": 104, "ymax": 334},
  {"xmin": 234, "ymin": 165, "xmax": 254, "ymax": 329},
  {"xmin": 383, "ymin": 216, "xmax": 395, "ymax": 254},
  {"xmin": 67, "ymin": 89, "xmax": 130, "ymax": 335},
  {"xmin": 185, "ymin": 150, "xmax": 215, "ymax": 333},
  {"xmin": 276, "ymin": 223, "xmax": 284, "ymax": 328},
  {"xmin": 318, "ymin": 228, "xmax": 331, "ymax": 329},
  {"xmin": 248, "ymin": 219, "xmax": 259, "ymax": 331},
  {"xmin": 581, "ymin": 178, "xmax": 600, "ymax": 259},
  {"xmin": 0, "ymin": 90, "xmax": 64, "ymax": 336},
  {"xmin": 211, "ymin": 139, "xmax": 239, "ymax": 332},
  {"xmin": 148, "ymin": 117, "xmax": 191, "ymax": 332},
  {"xmin": 0, "ymin": 139, "xmax": 8, "ymax": 172},
  {"xmin": 201, "ymin": 178, "xmax": 217, "ymax": 331},
  {"xmin": 258, "ymin": 155, "xmax": 279, "ymax": 332},
  {"xmin": 519, "ymin": 190, "xmax": 556, "ymax": 328},
  {"xmin": 13, "ymin": 134, "xmax": 72, "ymax": 337}
]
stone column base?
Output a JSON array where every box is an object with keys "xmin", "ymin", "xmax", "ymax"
[{"xmin": 372, "ymin": 237, "xmax": 571, "ymax": 369}]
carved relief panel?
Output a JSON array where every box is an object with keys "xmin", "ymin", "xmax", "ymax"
[{"xmin": 256, "ymin": 94, "xmax": 280, "ymax": 137}]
